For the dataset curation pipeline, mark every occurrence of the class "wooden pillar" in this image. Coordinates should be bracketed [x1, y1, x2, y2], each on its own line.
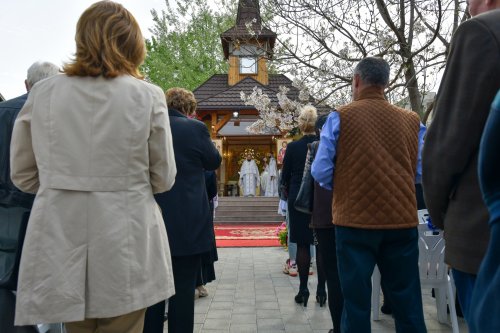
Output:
[211, 113, 217, 138]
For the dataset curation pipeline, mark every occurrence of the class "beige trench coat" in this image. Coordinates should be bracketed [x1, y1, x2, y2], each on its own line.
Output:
[10, 74, 176, 325]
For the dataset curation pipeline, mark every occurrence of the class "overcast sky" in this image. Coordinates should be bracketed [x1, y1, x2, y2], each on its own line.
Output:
[0, 0, 169, 100]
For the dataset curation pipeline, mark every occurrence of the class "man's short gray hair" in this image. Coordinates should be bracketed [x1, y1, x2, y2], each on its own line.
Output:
[353, 57, 390, 87]
[26, 61, 60, 87]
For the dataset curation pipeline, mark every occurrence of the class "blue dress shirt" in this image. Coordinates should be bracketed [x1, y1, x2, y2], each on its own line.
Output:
[311, 111, 426, 190]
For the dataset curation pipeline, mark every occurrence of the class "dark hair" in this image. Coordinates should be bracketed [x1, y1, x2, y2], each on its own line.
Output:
[315, 114, 329, 130]
[315, 113, 329, 136]
[353, 57, 390, 87]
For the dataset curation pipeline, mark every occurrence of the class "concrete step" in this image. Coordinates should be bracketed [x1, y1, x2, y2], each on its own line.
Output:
[216, 210, 281, 217]
[217, 203, 279, 209]
[215, 196, 283, 224]
[215, 221, 283, 226]
[216, 205, 279, 211]
[218, 197, 279, 202]
[215, 215, 284, 222]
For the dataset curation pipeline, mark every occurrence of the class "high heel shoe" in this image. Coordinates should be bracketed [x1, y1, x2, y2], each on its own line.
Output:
[294, 289, 310, 307]
[316, 290, 327, 307]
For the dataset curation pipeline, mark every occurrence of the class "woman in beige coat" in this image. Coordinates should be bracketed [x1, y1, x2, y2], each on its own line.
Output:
[10, 2, 176, 332]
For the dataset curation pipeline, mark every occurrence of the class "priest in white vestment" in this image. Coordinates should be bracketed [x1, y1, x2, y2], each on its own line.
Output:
[260, 157, 269, 196]
[239, 154, 260, 197]
[265, 152, 279, 197]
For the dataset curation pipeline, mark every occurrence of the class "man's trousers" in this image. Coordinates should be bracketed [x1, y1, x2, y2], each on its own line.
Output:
[335, 226, 427, 333]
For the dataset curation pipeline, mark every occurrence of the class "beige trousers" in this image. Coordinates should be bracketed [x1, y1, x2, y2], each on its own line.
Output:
[65, 308, 146, 333]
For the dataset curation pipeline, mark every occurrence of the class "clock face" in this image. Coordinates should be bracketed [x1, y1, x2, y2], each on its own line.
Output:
[240, 57, 257, 74]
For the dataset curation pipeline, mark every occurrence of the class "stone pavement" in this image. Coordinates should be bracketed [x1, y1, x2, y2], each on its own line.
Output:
[166, 247, 469, 333]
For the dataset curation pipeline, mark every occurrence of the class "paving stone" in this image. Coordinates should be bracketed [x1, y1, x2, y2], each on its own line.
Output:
[202, 318, 231, 330]
[229, 323, 258, 332]
[231, 313, 257, 324]
[175, 247, 470, 333]
[257, 318, 285, 330]
[206, 310, 232, 319]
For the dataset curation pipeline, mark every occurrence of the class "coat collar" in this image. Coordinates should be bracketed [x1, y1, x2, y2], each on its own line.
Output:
[354, 86, 386, 102]
[168, 108, 187, 118]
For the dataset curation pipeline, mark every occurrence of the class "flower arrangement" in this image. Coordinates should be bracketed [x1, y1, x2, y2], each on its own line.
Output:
[237, 148, 262, 166]
[275, 221, 288, 249]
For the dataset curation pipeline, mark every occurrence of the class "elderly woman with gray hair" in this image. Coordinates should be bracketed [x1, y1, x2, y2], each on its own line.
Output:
[280, 105, 318, 306]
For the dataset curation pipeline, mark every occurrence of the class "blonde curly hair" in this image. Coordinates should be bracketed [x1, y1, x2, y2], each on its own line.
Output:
[166, 87, 197, 115]
[298, 105, 318, 134]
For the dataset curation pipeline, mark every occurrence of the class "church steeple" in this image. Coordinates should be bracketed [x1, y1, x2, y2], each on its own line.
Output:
[220, 0, 277, 86]
[235, 0, 262, 28]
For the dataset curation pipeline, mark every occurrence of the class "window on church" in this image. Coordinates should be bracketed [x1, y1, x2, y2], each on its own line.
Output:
[240, 57, 257, 74]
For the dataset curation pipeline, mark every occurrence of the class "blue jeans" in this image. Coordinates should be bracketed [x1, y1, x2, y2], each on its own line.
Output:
[336, 226, 426, 333]
[452, 268, 477, 325]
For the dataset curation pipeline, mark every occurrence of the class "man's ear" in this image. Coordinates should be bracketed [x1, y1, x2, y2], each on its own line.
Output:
[25, 79, 30, 92]
[353, 74, 361, 88]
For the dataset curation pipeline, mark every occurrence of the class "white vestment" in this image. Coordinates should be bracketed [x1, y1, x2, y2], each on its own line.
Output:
[239, 159, 260, 197]
[260, 167, 269, 196]
[265, 157, 279, 197]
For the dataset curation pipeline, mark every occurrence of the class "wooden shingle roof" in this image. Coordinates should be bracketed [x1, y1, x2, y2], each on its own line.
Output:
[193, 74, 300, 110]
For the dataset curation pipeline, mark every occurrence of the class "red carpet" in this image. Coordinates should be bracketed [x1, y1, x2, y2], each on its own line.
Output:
[215, 224, 282, 247]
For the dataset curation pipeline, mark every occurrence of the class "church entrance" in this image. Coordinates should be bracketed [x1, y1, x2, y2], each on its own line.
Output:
[218, 135, 278, 196]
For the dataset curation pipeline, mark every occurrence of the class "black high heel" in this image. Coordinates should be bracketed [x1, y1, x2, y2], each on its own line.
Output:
[316, 290, 327, 307]
[294, 289, 310, 307]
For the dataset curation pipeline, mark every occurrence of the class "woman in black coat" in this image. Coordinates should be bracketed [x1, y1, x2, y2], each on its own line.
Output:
[195, 170, 219, 297]
[144, 88, 221, 333]
[281, 106, 318, 306]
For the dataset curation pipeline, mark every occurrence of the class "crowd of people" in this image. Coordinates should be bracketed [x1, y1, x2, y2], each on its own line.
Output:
[0, 1, 499, 333]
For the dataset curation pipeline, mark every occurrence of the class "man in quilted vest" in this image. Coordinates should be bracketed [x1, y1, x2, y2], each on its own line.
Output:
[311, 57, 426, 333]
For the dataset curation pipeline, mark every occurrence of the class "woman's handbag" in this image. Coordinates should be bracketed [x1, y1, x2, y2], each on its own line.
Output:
[294, 141, 319, 214]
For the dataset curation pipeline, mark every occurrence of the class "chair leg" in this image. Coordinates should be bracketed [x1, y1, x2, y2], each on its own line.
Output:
[371, 266, 381, 321]
[447, 279, 460, 333]
[435, 287, 448, 324]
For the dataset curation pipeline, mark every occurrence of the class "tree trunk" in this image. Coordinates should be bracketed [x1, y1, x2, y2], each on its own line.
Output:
[404, 61, 423, 116]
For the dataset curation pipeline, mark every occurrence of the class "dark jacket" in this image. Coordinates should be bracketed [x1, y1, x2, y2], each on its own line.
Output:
[155, 109, 221, 257]
[0, 94, 34, 208]
[0, 94, 33, 290]
[422, 9, 500, 274]
[281, 135, 316, 244]
[470, 90, 500, 333]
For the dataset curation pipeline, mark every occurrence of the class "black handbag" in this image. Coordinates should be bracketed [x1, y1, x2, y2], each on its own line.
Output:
[294, 141, 319, 214]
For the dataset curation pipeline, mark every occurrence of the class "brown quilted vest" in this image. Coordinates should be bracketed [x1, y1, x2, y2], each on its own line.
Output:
[332, 88, 420, 229]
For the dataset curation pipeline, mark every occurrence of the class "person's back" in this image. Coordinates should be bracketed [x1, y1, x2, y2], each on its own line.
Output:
[422, 5, 500, 325]
[0, 94, 31, 208]
[333, 95, 420, 229]
[22, 74, 167, 192]
[10, 3, 177, 331]
[0, 60, 60, 208]
[12, 71, 176, 329]
[147, 87, 220, 333]
[0, 61, 58, 298]
[470, 90, 500, 332]
[155, 109, 221, 256]
[312, 57, 426, 333]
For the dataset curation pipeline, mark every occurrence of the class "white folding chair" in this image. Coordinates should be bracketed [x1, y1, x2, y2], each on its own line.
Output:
[37, 323, 65, 333]
[371, 210, 459, 333]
